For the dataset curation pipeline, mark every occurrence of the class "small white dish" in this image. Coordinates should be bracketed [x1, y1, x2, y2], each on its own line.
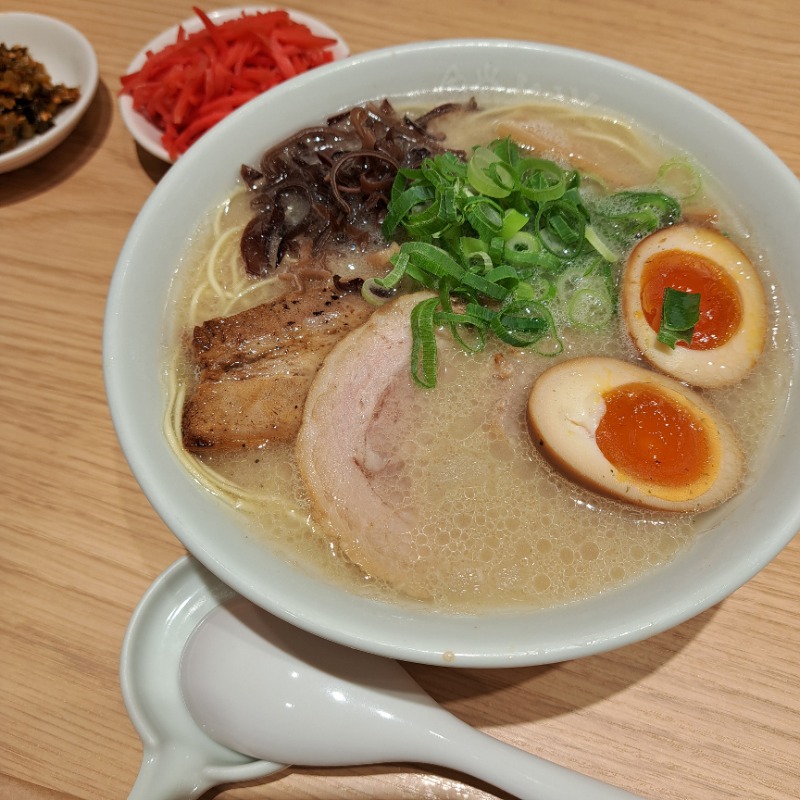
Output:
[118, 6, 350, 164]
[0, 12, 99, 174]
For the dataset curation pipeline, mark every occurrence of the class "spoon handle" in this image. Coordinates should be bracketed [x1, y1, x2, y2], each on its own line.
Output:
[425, 716, 645, 800]
[127, 746, 212, 800]
[127, 745, 285, 800]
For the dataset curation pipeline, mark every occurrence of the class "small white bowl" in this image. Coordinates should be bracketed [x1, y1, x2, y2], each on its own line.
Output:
[118, 6, 350, 163]
[0, 12, 98, 174]
[105, 40, 800, 668]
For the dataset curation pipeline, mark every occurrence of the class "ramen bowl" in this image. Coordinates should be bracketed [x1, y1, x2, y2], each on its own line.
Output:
[104, 40, 800, 667]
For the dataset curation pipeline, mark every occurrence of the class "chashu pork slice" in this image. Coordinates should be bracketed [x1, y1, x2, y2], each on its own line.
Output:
[182, 275, 373, 451]
[295, 291, 435, 593]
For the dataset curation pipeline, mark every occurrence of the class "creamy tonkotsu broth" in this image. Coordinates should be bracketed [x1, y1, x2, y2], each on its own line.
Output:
[165, 98, 793, 611]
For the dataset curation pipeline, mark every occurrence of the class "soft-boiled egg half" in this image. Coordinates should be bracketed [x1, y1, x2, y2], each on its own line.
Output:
[527, 356, 743, 512]
[622, 223, 768, 387]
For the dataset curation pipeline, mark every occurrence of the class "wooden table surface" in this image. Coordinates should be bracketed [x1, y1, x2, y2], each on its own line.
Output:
[2, 1, 799, 798]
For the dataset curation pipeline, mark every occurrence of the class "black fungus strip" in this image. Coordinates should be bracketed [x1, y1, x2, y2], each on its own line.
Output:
[238, 98, 477, 278]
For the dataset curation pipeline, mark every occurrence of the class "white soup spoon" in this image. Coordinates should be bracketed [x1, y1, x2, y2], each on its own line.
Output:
[180, 595, 646, 800]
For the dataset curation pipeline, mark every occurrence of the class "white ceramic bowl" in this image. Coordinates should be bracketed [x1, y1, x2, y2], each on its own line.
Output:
[0, 12, 98, 174]
[105, 40, 800, 667]
[118, 6, 349, 163]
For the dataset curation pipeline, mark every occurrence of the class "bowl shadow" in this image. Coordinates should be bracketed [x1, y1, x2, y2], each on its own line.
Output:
[405, 603, 717, 723]
[133, 143, 171, 184]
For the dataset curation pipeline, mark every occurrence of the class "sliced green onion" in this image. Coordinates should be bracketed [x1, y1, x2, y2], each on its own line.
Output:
[658, 287, 700, 348]
[522, 274, 556, 302]
[487, 235, 505, 264]
[501, 207, 529, 239]
[536, 200, 586, 257]
[404, 199, 450, 238]
[422, 151, 467, 185]
[657, 158, 702, 201]
[376, 249, 411, 289]
[464, 302, 497, 324]
[504, 243, 562, 270]
[495, 300, 555, 346]
[361, 277, 395, 305]
[382, 184, 433, 238]
[484, 264, 519, 284]
[464, 198, 504, 240]
[534, 334, 564, 357]
[491, 136, 521, 167]
[464, 249, 493, 271]
[467, 146, 514, 198]
[584, 224, 618, 262]
[517, 157, 568, 203]
[400, 241, 465, 281]
[460, 270, 510, 301]
[409, 297, 440, 388]
[505, 230, 539, 254]
[434, 308, 487, 353]
[567, 288, 614, 328]
[610, 191, 680, 233]
[436, 185, 462, 225]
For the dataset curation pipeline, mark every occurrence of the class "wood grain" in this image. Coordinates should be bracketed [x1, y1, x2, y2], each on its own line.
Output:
[1, 1, 798, 798]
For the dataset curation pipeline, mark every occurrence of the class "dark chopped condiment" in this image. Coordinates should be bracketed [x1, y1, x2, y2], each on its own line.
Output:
[239, 97, 478, 278]
[0, 44, 81, 153]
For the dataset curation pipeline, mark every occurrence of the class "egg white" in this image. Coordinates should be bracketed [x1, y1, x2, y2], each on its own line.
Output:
[622, 224, 767, 387]
[527, 356, 744, 512]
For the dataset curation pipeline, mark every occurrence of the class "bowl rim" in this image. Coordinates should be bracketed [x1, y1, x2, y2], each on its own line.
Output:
[105, 38, 800, 667]
[117, 5, 351, 163]
[0, 11, 99, 174]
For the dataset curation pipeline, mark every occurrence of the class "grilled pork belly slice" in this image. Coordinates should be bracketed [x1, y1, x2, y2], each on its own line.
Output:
[182, 275, 373, 451]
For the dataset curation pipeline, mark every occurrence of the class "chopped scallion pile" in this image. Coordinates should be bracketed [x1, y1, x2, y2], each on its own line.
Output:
[380, 137, 682, 387]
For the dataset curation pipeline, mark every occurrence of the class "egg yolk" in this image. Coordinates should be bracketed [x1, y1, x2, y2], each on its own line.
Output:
[640, 249, 742, 350]
[595, 382, 714, 488]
